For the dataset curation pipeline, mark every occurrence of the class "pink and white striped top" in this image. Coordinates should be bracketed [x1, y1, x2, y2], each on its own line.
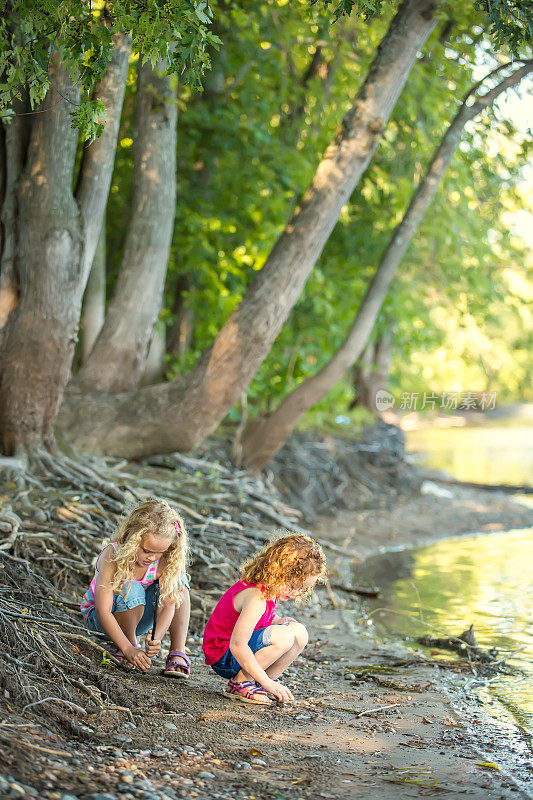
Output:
[80, 542, 160, 619]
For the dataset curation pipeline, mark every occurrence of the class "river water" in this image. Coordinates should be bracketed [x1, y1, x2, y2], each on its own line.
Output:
[357, 413, 533, 742]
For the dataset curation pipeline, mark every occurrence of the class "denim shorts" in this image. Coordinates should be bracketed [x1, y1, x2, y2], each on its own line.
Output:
[210, 626, 273, 680]
[86, 575, 189, 639]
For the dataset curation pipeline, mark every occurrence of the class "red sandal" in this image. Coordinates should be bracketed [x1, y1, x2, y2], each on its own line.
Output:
[225, 678, 271, 705]
[162, 650, 191, 678]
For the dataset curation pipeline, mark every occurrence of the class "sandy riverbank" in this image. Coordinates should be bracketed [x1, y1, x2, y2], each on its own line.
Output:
[2, 480, 531, 800]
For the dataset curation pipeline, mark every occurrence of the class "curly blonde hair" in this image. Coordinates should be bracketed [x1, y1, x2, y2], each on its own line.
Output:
[108, 498, 189, 606]
[241, 532, 327, 601]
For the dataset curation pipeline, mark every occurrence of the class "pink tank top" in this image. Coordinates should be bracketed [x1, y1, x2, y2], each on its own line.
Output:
[80, 542, 160, 619]
[202, 580, 277, 665]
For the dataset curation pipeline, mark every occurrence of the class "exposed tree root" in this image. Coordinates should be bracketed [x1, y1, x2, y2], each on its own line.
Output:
[0, 444, 311, 737]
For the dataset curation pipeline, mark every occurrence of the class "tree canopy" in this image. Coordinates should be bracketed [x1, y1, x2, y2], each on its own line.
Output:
[0, 0, 531, 466]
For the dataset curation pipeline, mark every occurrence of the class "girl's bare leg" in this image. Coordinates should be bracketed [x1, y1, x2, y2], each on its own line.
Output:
[113, 604, 144, 647]
[165, 590, 191, 673]
[235, 622, 308, 683]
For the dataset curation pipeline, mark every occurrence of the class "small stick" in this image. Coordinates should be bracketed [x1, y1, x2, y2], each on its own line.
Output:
[151, 582, 160, 641]
[355, 703, 401, 718]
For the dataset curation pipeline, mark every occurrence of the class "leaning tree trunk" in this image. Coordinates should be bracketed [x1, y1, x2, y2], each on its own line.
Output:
[58, 0, 438, 457]
[73, 59, 177, 393]
[0, 36, 130, 458]
[238, 60, 533, 472]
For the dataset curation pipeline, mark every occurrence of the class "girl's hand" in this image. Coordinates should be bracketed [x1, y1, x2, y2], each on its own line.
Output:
[266, 679, 294, 703]
[145, 637, 162, 657]
[126, 645, 151, 672]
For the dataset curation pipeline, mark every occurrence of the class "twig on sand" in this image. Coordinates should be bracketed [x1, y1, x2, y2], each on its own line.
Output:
[355, 702, 401, 718]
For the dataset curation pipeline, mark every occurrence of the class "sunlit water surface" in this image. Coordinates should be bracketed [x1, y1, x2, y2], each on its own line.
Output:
[358, 415, 533, 739]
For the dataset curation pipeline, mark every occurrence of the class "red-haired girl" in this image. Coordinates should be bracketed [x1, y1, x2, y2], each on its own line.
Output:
[203, 533, 327, 705]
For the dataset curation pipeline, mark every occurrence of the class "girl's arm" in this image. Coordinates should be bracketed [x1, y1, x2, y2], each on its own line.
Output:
[93, 547, 151, 670]
[229, 592, 280, 695]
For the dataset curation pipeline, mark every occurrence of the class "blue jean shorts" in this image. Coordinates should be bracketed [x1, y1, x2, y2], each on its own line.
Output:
[210, 626, 273, 679]
[86, 575, 189, 639]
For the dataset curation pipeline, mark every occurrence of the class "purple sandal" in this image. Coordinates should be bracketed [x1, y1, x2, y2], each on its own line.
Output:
[163, 650, 191, 679]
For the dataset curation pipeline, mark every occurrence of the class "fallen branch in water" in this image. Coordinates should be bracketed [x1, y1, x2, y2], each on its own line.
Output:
[418, 624, 498, 663]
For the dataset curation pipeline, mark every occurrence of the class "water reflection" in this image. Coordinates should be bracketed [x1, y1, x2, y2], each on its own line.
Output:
[358, 529, 533, 735]
[406, 421, 533, 486]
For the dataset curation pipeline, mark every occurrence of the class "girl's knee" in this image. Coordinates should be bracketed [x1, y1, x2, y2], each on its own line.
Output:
[270, 624, 295, 651]
[289, 622, 309, 649]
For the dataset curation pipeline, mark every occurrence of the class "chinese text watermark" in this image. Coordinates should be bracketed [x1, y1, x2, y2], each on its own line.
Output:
[375, 390, 497, 413]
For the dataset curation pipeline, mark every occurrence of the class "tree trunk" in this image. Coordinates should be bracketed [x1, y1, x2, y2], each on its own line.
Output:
[0, 101, 30, 333]
[74, 59, 177, 393]
[0, 55, 81, 455]
[141, 322, 167, 386]
[0, 39, 130, 457]
[166, 274, 194, 357]
[350, 330, 392, 413]
[81, 226, 106, 364]
[75, 33, 131, 291]
[238, 60, 533, 472]
[58, 0, 437, 457]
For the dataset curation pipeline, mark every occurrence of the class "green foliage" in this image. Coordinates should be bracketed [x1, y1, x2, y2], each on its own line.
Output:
[45, 0, 530, 425]
[311, 0, 385, 23]
[474, 0, 533, 53]
[71, 98, 106, 142]
[316, 0, 533, 52]
[0, 0, 220, 139]
[134, 0, 531, 423]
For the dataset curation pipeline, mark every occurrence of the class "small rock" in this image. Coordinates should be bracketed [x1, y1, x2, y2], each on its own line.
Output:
[180, 778, 194, 786]
[164, 722, 177, 731]
[61, 795, 79, 800]
[120, 775, 134, 785]
[235, 762, 252, 771]
[0, 778, 9, 794]
[344, 673, 356, 680]
[135, 779, 154, 790]
[8, 784, 27, 797]
[251, 758, 267, 766]
[195, 742, 206, 750]
[84, 794, 119, 800]
[197, 772, 215, 779]
[115, 735, 132, 744]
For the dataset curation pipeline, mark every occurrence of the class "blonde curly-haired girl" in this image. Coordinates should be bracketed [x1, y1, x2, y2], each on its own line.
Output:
[203, 533, 327, 705]
[81, 498, 192, 676]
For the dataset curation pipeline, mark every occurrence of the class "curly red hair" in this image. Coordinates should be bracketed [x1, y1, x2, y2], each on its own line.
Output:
[241, 532, 327, 600]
